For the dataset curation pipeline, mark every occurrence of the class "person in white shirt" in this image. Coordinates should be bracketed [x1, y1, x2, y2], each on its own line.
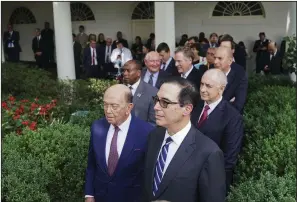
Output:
[84, 84, 154, 202]
[142, 77, 226, 202]
[110, 40, 133, 70]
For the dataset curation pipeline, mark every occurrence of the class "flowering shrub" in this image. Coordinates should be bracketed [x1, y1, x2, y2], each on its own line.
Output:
[1, 95, 58, 135]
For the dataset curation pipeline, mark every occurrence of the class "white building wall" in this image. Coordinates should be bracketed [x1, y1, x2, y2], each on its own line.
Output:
[1, 1, 292, 63]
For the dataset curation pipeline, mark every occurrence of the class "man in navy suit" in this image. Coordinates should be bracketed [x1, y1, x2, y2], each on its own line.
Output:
[191, 68, 244, 193]
[3, 24, 21, 62]
[98, 37, 116, 78]
[214, 47, 248, 114]
[156, 42, 179, 76]
[142, 77, 226, 202]
[84, 84, 154, 202]
[83, 39, 102, 79]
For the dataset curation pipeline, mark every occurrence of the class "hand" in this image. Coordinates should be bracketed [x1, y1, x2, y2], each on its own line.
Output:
[261, 47, 267, 51]
[117, 55, 121, 59]
[264, 65, 269, 71]
[85, 197, 95, 202]
[36, 52, 42, 56]
[230, 97, 235, 102]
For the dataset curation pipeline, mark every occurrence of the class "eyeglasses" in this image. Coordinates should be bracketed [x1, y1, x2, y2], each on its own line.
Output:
[152, 95, 180, 108]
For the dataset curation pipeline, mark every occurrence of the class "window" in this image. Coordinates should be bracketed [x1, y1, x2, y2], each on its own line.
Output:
[70, 2, 95, 21]
[9, 7, 36, 24]
[212, 2, 265, 17]
[132, 2, 154, 20]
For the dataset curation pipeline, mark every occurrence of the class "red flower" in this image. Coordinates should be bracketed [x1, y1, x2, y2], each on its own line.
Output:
[21, 99, 29, 103]
[16, 128, 22, 135]
[13, 115, 20, 120]
[39, 107, 47, 115]
[51, 99, 57, 103]
[22, 120, 29, 126]
[1, 101, 8, 110]
[30, 103, 39, 111]
[29, 122, 37, 130]
[9, 96, 15, 102]
[45, 104, 52, 110]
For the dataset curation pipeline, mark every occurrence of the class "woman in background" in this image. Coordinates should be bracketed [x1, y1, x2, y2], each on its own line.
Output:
[97, 33, 106, 46]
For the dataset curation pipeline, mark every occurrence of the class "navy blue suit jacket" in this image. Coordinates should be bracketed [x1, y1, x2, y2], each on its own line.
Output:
[164, 58, 179, 76]
[85, 115, 154, 202]
[224, 63, 248, 114]
[83, 46, 101, 70]
[191, 99, 244, 192]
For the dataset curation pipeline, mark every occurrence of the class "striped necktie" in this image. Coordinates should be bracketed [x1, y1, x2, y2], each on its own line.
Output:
[153, 137, 173, 196]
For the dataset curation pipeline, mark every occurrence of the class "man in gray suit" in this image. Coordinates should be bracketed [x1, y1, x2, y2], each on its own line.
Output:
[122, 60, 158, 125]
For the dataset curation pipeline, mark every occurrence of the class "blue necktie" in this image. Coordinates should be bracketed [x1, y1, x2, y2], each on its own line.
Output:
[153, 137, 173, 196]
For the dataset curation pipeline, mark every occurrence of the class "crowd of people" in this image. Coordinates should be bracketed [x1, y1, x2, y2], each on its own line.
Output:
[2, 22, 284, 202]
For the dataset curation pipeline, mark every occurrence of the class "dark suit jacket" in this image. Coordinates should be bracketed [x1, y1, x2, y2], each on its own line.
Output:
[191, 99, 244, 192]
[263, 50, 282, 75]
[234, 45, 247, 69]
[73, 41, 82, 77]
[253, 39, 269, 61]
[98, 45, 115, 66]
[224, 63, 248, 114]
[112, 38, 129, 49]
[83, 46, 101, 69]
[185, 67, 202, 90]
[142, 125, 226, 202]
[132, 80, 158, 125]
[85, 115, 154, 202]
[41, 28, 54, 49]
[141, 68, 170, 89]
[32, 36, 45, 55]
[3, 31, 21, 53]
[164, 58, 179, 76]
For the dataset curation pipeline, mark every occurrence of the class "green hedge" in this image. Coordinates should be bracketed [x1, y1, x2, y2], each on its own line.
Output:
[2, 124, 90, 202]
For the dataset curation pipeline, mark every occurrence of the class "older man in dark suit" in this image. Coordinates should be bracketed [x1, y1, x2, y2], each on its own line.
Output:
[191, 68, 244, 193]
[142, 77, 226, 202]
[263, 41, 282, 75]
[32, 28, 46, 68]
[3, 24, 21, 62]
[122, 60, 158, 125]
[98, 37, 116, 78]
[141, 51, 170, 89]
[85, 84, 154, 202]
[214, 47, 248, 114]
[83, 39, 102, 79]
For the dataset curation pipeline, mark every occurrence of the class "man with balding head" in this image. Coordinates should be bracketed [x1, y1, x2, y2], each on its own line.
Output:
[123, 60, 158, 125]
[98, 37, 116, 78]
[84, 84, 154, 202]
[191, 68, 244, 194]
[263, 41, 282, 75]
[214, 46, 248, 114]
[141, 51, 170, 89]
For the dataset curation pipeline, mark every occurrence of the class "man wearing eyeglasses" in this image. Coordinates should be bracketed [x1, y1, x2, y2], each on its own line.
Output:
[191, 68, 244, 194]
[141, 51, 170, 89]
[142, 77, 226, 202]
[84, 84, 154, 202]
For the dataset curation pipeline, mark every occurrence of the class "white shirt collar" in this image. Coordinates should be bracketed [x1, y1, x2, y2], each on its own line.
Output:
[115, 113, 132, 131]
[164, 120, 191, 146]
[204, 96, 222, 111]
[181, 65, 194, 79]
[225, 68, 231, 77]
[128, 79, 141, 95]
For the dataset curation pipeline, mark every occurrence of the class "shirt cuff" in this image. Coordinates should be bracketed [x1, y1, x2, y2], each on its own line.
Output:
[85, 195, 94, 198]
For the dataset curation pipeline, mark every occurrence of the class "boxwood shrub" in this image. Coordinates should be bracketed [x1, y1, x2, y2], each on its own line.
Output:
[2, 123, 90, 202]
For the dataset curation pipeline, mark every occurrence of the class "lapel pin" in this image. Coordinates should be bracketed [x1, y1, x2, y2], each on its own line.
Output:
[137, 93, 141, 97]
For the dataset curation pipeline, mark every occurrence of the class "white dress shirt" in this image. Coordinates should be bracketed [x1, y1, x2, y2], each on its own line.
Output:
[157, 121, 192, 177]
[90, 47, 98, 65]
[110, 47, 133, 65]
[85, 114, 132, 198]
[225, 68, 231, 77]
[144, 70, 159, 87]
[105, 114, 132, 164]
[181, 65, 194, 79]
[128, 79, 141, 96]
[105, 45, 112, 63]
[198, 96, 223, 122]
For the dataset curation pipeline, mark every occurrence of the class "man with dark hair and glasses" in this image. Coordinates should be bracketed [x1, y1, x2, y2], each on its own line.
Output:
[142, 77, 226, 202]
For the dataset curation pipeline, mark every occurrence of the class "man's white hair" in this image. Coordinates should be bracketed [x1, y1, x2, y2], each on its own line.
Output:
[203, 68, 228, 87]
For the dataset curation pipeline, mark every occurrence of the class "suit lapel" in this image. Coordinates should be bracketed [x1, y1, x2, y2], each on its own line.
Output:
[225, 65, 235, 92]
[98, 119, 110, 175]
[155, 126, 196, 198]
[147, 127, 165, 195]
[133, 81, 144, 107]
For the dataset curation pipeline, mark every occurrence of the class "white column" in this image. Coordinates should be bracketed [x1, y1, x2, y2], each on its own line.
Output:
[286, 1, 296, 36]
[2, 41, 5, 63]
[155, 2, 176, 57]
[53, 2, 75, 79]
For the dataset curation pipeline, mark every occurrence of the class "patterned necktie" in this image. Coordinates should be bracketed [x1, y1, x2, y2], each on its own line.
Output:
[107, 126, 120, 176]
[153, 137, 173, 196]
[148, 73, 154, 86]
[197, 105, 210, 127]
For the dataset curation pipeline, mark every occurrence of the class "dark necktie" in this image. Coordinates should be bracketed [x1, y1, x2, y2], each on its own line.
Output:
[162, 63, 166, 70]
[107, 126, 120, 176]
[92, 48, 95, 65]
[153, 137, 173, 195]
[148, 73, 154, 86]
[197, 105, 210, 127]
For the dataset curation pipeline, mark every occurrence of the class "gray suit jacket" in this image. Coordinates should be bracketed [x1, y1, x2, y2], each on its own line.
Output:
[132, 80, 158, 125]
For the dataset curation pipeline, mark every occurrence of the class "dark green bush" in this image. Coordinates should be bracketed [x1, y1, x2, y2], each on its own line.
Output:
[2, 124, 90, 202]
[228, 172, 296, 202]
